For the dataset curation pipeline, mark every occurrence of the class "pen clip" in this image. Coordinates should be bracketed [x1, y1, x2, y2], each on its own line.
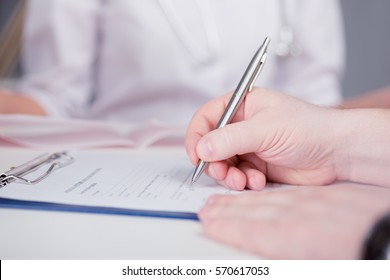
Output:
[0, 152, 74, 188]
[248, 53, 267, 92]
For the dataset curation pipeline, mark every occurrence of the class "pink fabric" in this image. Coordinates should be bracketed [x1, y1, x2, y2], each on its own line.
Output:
[0, 115, 184, 149]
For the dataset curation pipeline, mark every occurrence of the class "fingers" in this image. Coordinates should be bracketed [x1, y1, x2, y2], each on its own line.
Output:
[196, 119, 262, 162]
[236, 154, 268, 190]
[185, 93, 236, 164]
[205, 157, 267, 191]
[185, 91, 265, 191]
[198, 194, 285, 258]
[198, 187, 390, 259]
[201, 214, 270, 256]
[186, 88, 303, 164]
[206, 162, 247, 191]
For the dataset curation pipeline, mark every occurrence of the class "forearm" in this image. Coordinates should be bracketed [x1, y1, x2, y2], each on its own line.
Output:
[336, 108, 390, 187]
[340, 87, 390, 109]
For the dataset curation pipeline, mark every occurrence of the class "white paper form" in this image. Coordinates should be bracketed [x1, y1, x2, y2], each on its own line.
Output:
[0, 151, 236, 215]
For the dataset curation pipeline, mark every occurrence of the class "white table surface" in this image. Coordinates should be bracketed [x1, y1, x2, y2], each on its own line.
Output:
[0, 147, 256, 260]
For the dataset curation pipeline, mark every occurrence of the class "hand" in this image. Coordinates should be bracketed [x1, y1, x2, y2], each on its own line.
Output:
[198, 184, 390, 259]
[0, 89, 46, 115]
[186, 88, 346, 190]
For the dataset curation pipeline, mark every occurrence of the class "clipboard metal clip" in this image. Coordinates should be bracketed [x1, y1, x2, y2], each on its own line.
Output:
[0, 152, 74, 188]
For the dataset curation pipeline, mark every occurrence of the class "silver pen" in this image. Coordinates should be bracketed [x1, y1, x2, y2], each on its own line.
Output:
[191, 37, 270, 184]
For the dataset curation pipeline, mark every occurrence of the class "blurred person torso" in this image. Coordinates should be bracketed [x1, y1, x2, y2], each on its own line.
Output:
[18, 0, 345, 126]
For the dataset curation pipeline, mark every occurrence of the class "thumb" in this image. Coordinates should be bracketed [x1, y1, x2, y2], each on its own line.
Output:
[196, 119, 262, 162]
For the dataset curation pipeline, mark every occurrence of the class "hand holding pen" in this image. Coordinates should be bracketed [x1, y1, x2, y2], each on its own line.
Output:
[190, 37, 270, 184]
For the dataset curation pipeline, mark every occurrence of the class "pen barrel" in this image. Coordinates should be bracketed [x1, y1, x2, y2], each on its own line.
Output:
[191, 37, 269, 184]
[216, 38, 269, 129]
[216, 89, 248, 128]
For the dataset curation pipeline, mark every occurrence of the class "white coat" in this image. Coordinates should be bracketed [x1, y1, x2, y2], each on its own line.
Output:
[17, 0, 345, 126]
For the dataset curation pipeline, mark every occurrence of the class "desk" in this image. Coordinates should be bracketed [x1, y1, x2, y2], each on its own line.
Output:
[0, 147, 255, 259]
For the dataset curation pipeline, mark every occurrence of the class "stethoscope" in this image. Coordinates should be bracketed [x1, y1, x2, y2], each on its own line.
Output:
[158, 0, 301, 64]
[274, 0, 302, 58]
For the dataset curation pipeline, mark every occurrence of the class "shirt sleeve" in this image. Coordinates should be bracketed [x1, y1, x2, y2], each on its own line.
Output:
[275, 0, 345, 106]
[16, 0, 100, 118]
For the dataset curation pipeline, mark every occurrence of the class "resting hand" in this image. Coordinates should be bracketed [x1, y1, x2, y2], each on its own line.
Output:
[0, 89, 46, 115]
[198, 184, 390, 259]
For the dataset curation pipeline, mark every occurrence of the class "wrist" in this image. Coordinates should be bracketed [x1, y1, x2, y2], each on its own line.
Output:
[354, 110, 390, 186]
[332, 109, 390, 186]
[329, 109, 352, 182]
